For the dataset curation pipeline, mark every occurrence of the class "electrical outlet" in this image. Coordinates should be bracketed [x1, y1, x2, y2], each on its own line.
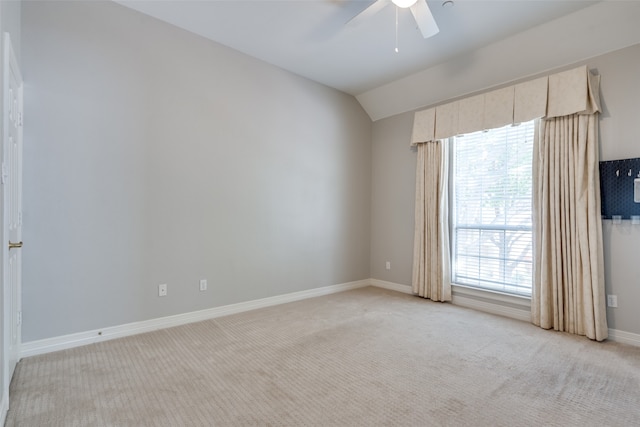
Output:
[199, 279, 207, 291]
[158, 284, 167, 297]
[607, 294, 618, 308]
[385, 261, 391, 270]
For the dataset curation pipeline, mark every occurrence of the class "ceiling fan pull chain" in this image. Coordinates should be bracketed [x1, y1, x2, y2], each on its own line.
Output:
[395, 6, 399, 53]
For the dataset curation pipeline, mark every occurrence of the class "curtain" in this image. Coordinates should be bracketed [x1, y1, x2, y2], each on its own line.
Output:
[410, 65, 606, 339]
[412, 140, 451, 302]
[532, 113, 608, 341]
[411, 66, 596, 145]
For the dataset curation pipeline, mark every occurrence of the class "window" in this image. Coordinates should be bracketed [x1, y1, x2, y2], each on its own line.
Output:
[452, 121, 534, 296]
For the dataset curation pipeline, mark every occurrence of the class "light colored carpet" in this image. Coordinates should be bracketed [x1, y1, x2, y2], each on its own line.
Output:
[6, 287, 640, 426]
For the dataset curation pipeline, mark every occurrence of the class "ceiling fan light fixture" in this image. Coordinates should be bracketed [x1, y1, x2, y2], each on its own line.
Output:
[392, 0, 418, 9]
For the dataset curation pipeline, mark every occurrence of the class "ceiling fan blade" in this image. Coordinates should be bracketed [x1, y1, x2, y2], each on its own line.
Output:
[410, 0, 439, 39]
[346, 0, 389, 27]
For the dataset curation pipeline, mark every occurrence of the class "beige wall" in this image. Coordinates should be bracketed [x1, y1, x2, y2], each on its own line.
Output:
[595, 45, 640, 334]
[370, 43, 640, 336]
[21, 1, 372, 341]
[370, 113, 415, 287]
[20, 0, 640, 343]
[358, 2, 640, 121]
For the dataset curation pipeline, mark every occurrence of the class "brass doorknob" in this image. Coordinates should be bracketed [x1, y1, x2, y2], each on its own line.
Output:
[8, 241, 22, 250]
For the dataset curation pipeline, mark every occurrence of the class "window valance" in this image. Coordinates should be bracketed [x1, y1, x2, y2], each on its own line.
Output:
[411, 65, 601, 145]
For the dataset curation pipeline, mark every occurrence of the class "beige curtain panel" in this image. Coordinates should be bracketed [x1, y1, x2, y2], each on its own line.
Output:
[533, 73, 607, 341]
[410, 66, 608, 341]
[412, 140, 451, 302]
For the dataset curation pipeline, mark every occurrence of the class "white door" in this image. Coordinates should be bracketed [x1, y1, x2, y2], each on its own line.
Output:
[2, 32, 23, 389]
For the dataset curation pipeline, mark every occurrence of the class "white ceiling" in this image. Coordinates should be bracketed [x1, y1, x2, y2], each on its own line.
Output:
[115, 0, 599, 96]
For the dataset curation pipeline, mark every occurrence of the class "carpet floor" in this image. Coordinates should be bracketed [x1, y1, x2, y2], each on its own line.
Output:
[5, 286, 640, 426]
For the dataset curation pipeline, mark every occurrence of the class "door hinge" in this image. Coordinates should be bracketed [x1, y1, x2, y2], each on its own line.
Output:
[19, 112, 23, 127]
[1, 163, 6, 185]
[17, 311, 21, 326]
[19, 211, 23, 226]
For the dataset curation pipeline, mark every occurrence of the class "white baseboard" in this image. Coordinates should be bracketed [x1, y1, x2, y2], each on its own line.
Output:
[452, 294, 532, 322]
[608, 328, 640, 347]
[369, 279, 413, 294]
[369, 279, 532, 322]
[19, 278, 640, 358]
[369, 279, 640, 348]
[20, 279, 370, 358]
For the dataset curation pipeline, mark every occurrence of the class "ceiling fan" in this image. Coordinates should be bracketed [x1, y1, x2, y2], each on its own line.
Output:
[348, 0, 439, 39]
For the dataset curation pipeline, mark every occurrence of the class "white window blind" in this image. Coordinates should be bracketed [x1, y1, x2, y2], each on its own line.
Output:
[452, 121, 534, 296]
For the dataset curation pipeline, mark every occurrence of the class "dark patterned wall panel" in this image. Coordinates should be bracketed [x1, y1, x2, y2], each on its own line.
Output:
[599, 158, 640, 219]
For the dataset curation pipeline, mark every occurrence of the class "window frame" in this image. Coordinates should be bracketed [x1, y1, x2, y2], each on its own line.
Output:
[449, 121, 535, 298]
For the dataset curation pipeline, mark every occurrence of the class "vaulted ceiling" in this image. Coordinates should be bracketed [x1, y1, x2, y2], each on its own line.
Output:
[115, 1, 640, 120]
